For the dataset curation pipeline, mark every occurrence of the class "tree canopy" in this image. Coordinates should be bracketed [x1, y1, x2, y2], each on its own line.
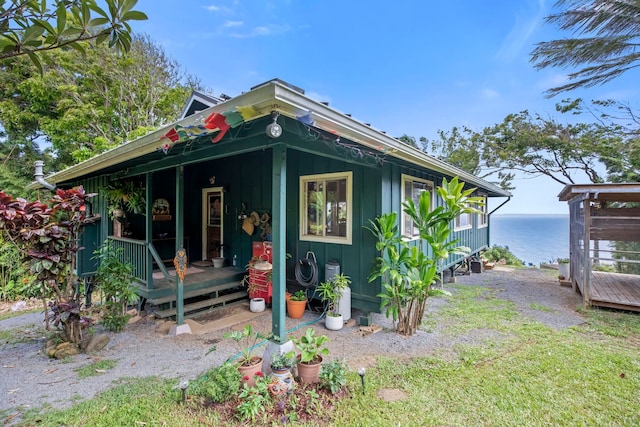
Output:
[531, 0, 640, 96]
[1, 0, 148, 72]
[0, 33, 202, 194]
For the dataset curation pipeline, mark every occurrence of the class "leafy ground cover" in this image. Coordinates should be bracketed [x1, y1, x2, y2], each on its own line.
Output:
[9, 283, 640, 426]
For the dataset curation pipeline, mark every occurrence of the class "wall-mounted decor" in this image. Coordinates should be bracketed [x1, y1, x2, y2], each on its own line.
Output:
[152, 198, 172, 221]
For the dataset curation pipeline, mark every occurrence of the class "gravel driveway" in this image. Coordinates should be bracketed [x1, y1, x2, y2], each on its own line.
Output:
[0, 267, 584, 423]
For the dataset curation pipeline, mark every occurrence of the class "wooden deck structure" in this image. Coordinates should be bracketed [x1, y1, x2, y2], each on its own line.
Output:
[590, 271, 640, 312]
[559, 183, 640, 312]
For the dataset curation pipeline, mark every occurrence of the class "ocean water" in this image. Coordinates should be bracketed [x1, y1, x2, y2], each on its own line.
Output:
[489, 214, 569, 266]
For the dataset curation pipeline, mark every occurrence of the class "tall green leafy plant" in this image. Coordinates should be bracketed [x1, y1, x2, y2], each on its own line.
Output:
[367, 177, 483, 335]
[93, 241, 137, 331]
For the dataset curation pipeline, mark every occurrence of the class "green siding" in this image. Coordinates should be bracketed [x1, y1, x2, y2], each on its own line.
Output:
[71, 119, 490, 315]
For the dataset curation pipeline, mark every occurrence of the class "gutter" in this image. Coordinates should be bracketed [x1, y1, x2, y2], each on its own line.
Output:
[34, 161, 56, 191]
[489, 196, 511, 215]
[29, 80, 513, 197]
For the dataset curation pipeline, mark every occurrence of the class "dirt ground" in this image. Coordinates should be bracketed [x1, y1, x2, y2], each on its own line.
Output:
[0, 266, 585, 422]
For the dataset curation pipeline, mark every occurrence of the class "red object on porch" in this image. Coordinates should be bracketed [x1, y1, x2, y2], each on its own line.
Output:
[249, 241, 273, 304]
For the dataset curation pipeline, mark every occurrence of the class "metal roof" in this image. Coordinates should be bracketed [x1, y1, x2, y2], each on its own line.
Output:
[33, 79, 512, 197]
[558, 183, 640, 203]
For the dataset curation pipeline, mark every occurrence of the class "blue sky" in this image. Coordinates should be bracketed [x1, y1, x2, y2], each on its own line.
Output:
[135, 0, 637, 214]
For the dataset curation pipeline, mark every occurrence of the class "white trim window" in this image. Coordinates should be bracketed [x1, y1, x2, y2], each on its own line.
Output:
[477, 197, 488, 228]
[454, 212, 473, 231]
[300, 171, 352, 244]
[401, 174, 434, 239]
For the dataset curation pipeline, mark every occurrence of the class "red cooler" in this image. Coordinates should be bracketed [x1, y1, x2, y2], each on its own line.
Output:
[248, 242, 273, 304]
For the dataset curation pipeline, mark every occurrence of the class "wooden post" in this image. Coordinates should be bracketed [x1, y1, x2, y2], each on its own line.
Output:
[145, 172, 154, 289]
[583, 199, 592, 308]
[175, 166, 185, 325]
[271, 144, 287, 341]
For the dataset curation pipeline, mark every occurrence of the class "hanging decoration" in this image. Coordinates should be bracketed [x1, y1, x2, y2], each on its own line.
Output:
[159, 105, 260, 153]
[158, 103, 388, 165]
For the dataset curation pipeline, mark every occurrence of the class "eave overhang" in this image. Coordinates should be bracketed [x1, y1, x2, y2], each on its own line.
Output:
[31, 80, 511, 198]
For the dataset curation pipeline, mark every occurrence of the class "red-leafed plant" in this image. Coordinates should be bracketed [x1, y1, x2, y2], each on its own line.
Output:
[0, 187, 95, 343]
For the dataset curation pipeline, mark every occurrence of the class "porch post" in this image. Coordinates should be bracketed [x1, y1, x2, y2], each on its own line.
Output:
[175, 166, 185, 325]
[271, 145, 287, 341]
[145, 173, 154, 289]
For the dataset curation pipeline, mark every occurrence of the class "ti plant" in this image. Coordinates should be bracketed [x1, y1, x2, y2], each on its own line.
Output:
[0, 187, 96, 343]
[367, 177, 483, 335]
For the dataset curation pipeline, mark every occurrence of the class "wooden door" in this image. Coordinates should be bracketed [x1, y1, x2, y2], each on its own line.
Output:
[202, 187, 224, 261]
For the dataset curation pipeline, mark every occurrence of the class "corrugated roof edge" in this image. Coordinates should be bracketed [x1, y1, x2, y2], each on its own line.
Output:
[29, 79, 511, 197]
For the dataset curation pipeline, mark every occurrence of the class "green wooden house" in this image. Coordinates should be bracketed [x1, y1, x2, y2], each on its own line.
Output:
[32, 79, 510, 338]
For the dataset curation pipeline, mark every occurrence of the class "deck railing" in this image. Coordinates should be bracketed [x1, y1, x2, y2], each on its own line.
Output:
[107, 236, 172, 288]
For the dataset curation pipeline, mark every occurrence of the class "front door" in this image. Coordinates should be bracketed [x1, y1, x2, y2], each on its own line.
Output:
[202, 187, 224, 261]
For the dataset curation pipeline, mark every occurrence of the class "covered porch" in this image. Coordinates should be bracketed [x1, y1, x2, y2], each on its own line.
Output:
[559, 183, 640, 313]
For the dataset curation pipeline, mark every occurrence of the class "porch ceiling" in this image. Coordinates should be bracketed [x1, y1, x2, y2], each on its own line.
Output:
[32, 79, 511, 198]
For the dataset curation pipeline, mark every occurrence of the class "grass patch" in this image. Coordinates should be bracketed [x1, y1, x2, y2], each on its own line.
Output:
[427, 285, 521, 335]
[529, 302, 554, 313]
[17, 377, 206, 427]
[12, 282, 640, 426]
[0, 324, 44, 345]
[75, 360, 118, 379]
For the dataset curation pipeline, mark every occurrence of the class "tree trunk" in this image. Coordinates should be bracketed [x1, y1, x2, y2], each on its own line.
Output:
[64, 316, 82, 344]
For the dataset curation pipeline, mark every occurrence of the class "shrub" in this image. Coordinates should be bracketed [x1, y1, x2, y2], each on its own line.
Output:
[93, 241, 137, 332]
[190, 362, 241, 403]
[319, 359, 347, 394]
[483, 245, 523, 266]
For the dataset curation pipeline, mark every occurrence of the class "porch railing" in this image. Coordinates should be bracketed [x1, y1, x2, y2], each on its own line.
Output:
[107, 236, 173, 288]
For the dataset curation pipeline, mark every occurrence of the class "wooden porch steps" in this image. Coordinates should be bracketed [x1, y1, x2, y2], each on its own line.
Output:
[153, 289, 248, 319]
[149, 281, 240, 306]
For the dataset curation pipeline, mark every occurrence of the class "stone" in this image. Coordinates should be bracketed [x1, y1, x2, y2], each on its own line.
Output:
[85, 334, 110, 354]
[127, 315, 143, 324]
[169, 323, 192, 336]
[54, 342, 81, 359]
[79, 335, 92, 351]
[377, 388, 408, 402]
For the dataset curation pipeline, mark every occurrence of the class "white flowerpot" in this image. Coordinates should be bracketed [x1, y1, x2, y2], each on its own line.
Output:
[325, 313, 344, 330]
[558, 263, 570, 279]
[250, 298, 266, 312]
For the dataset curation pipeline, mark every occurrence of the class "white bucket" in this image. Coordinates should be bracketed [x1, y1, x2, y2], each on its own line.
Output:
[250, 298, 266, 312]
[212, 257, 225, 268]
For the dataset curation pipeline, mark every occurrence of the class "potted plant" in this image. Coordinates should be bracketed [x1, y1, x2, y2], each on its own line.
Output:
[318, 273, 351, 330]
[223, 324, 267, 387]
[292, 327, 329, 384]
[267, 350, 296, 397]
[557, 257, 570, 280]
[103, 180, 146, 219]
[286, 290, 307, 319]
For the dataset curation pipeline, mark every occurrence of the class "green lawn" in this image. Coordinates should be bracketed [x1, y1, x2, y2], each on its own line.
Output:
[10, 285, 640, 426]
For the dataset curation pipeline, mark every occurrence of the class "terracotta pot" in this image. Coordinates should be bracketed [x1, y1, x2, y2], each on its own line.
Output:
[296, 355, 323, 384]
[286, 298, 306, 319]
[238, 357, 263, 387]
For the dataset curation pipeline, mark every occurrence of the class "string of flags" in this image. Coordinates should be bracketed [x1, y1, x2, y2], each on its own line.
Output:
[158, 103, 384, 165]
[159, 105, 260, 154]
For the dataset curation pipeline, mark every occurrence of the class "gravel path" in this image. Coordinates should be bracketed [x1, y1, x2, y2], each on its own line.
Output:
[0, 267, 584, 423]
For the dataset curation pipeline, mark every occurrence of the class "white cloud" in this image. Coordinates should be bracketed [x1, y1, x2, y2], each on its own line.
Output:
[496, 0, 547, 61]
[227, 24, 291, 38]
[204, 4, 232, 13]
[222, 20, 243, 28]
